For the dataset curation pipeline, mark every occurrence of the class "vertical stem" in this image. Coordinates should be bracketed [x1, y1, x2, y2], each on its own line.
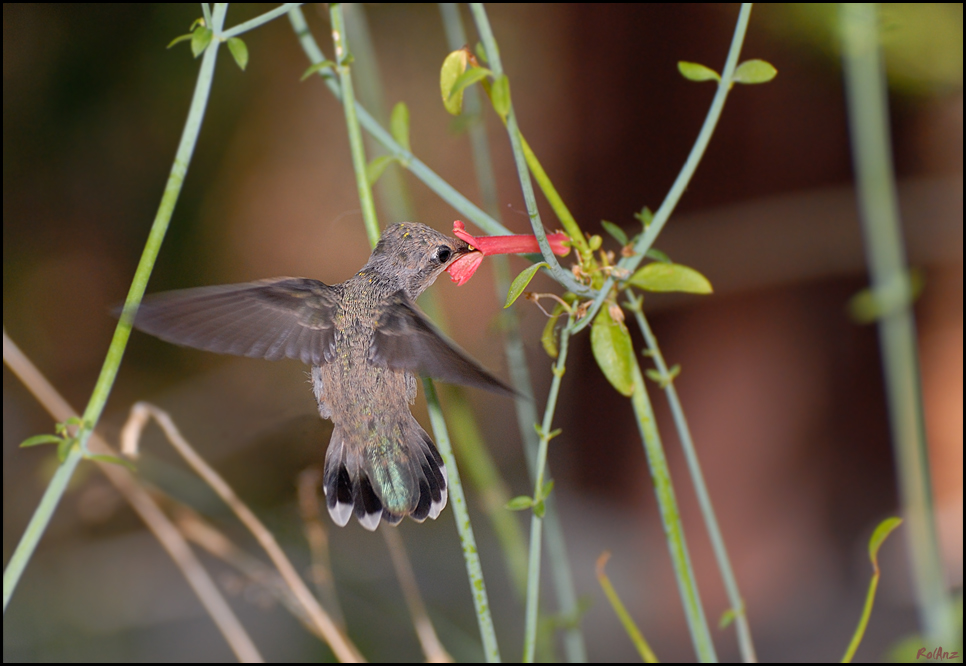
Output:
[2, 2, 229, 612]
[573, 3, 753, 334]
[289, 6, 512, 237]
[628, 356, 717, 662]
[839, 2, 954, 644]
[523, 321, 573, 662]
[439, 4, 587, 660]
[423, 378, 501, 662]
[329, 3, 381, 247]
[469, 3, 590, 298]
[628, 295, 756, 662]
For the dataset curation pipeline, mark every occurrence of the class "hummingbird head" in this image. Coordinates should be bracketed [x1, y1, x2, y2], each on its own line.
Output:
[365, 223, 472, 298]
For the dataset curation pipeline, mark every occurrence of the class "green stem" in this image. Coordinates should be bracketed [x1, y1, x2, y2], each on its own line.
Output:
[627, 294, 755, 662]
[628, 354, 716, 661]
[343, 3, 415, 221]
[2, 3, 229, 613]
[221, 2, 303, 39]
[439, 5, 587, 660]
[522, 320, 572, 662]
[518, 135, 591, 260]
[287, 6, 510, 238]
[839, 3, 954, 645]
[344, 2, 529, 608]
[469, 3, 593, 299]
[423, 378, 501, 663]
[329, 3, 380, 247]
[573, 3, 753, 334]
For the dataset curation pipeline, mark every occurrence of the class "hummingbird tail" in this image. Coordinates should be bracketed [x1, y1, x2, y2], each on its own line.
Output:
[322, 421, 448, 531]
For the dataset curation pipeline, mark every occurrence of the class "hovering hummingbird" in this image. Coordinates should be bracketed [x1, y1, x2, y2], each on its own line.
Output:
[131, 222, 513, 531]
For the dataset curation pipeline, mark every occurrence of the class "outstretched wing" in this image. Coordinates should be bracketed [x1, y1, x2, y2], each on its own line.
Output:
[369, 291, 514, 396]
[130, 278, 341, 366]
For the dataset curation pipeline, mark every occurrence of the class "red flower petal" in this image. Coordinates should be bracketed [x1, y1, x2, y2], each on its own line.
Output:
[453, 220, 570, 257]
[446, 251, 485, 286]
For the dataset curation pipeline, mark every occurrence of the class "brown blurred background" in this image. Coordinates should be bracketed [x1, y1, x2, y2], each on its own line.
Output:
[3, 4, 962, 662]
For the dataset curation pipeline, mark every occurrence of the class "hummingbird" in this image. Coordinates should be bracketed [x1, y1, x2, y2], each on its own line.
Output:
[130, 222, 512, 531]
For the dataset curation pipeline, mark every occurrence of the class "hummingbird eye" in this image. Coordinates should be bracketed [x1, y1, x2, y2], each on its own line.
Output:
[434, 246, 453, 264]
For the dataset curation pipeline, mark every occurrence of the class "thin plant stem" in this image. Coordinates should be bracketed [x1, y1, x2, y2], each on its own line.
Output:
[596, 552, 659, 663]
[839, 3, 955, 645]
[343, 3, 416, 222]
[469, 4, 592, 299]
[296, 468, 346, 629]
[423, 378, 501, 663]
[523, 319, 573, 662]
[573, 3, 753, 334]
[382, 527, 453, 663]
[628, 357, 717, 661]
[439, 5, 587, 660]
[2, 3, 230, 613]
[221, 3, 304, 39]
[626, 294, 757, 662]
[344, 2, 529, 611]
[3, 331, 263, 662]
[174, 506, 328, 640]
[120, 403, 364, 663]
[330, 3, 380, 247]
[288, 6, 510, 238]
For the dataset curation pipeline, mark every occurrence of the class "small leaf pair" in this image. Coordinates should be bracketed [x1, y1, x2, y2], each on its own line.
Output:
[168, 18, 248, 71]
[678, 58, 777, 84]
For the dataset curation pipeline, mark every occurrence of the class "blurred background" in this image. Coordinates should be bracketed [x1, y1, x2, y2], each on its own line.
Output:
[3, 3, 961, 662]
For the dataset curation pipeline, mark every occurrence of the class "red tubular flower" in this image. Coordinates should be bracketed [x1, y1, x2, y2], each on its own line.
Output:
[447, 220, 570, 286]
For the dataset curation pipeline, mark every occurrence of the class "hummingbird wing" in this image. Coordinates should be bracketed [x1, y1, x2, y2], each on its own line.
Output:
[368, 291, 515, 396]
[130, 278, 340, 365]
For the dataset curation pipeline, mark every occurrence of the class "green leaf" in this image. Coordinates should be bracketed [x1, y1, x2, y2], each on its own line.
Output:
[506, 495, 534, 511]
[390, 102, 411, 153]
[634, 206, 654, 228]
[226, 37, 248, 71]
[533, 499, 546, 519]
[167, 33, 193, 49]
[646, 364, 681, 388]
[541, 479, 555, 500]
[449, 67, 492, 102]
[440, 49, 470, 115]
[591, 306, 635, 396]
[645, 248, 671, 263]
[628, 262, 713, 294]
[365, 155, 396, 185]
[678, 61, 720, 82]
[490, 74, 511, 118]
[868, 517, 902, 566]
[848, 270, 923, 323]
[475, 42, 488, 64]
[601, 221, 628, 246]
[733, 59, 777, 84]
[505, 262, 547, 308]
[85, 454, 137, 472]
[718, 609, 736, 629]
[301, 60, 336, 81]
[57, 437, 75, 463]
[541, 303, 565, 358]
[190, 26, 213, 58]
[20, 434, 63, 448]
[588, 234, 603, 251]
